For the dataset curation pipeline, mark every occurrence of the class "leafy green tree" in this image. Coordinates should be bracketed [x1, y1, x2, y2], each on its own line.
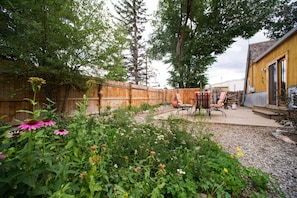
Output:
[0, 0, 127, 110]
[113, 0, 151, 85]
[263, 0, 297, 39]
[150, 0, 279, 88]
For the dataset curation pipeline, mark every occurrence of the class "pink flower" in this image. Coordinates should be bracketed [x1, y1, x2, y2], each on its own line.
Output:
[18, 120, 43, 131]
[6, 130, 24, 138]
[42, 119, 56, 127]
[0, 152, 5, 159]
[54, 129, 68, 136]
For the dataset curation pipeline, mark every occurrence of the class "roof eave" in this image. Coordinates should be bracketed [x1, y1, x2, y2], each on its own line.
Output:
[254, 27, 297, 63]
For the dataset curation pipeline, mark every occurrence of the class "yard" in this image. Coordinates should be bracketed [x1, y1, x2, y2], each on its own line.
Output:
[0, 78, 296, 197]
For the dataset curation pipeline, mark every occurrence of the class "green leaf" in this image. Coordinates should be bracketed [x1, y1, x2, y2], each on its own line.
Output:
[65, 139, 75, 149]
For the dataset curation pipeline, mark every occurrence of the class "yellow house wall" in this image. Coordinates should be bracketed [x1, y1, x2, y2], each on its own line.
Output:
[252, 33, 297, 93]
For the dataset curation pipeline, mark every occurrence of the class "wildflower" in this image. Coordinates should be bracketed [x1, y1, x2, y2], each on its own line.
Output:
[237, 151, 244, 158]
[42, 119, 56, 127]
[86, 79, 96, 90]
[6, 130, 23, 138]
[28, 77, 46, 92]
[54, 129, 69, 136]
[124, 156, 129, 162]
[91, 145, 98, 151]
[236, 147, 241, 152]
[18, 119, 43, 131]
[158, 163, 166, 170]
[90, 156, 101, 165]
[79, 171, 87, 179]
[223, 168, 228, 173]
[135, 166, 141, 173]
[150, 151, 156, 156]
[157, 135, 164, 141]
[177, 169, 186, 175]
[114, 164, 118, 168]
[101, 144, 107, 148]
[0, 152, 5, 159]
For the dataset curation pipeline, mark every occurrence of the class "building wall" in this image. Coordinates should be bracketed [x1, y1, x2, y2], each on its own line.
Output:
[252, 33, 297, 92]
[245, 32, 297, 108]
[211, 79, 244, 91]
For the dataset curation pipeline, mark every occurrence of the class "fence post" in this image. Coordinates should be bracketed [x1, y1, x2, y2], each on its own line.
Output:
[129, 83, 132, 106]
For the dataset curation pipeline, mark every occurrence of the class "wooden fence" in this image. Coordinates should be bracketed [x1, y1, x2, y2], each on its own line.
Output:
[0, 78, 201, 123]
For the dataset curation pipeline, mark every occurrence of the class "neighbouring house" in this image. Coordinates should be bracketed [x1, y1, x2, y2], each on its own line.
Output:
[211, 78, 244, 92]
[243, 27, 297, 110]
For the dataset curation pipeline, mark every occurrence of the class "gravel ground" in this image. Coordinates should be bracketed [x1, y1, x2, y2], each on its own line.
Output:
[207, 124, 297, 198]
[134, 106, 297, 198]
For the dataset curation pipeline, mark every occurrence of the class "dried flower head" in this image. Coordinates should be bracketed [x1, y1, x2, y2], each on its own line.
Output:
[135, 166, 141, 173]
[91, 145, 98, 151]
[28, 77, 46, 92]
[158, 163, 166, 170]
[79, 171, 87, 179]
[150, 151, 156, 156]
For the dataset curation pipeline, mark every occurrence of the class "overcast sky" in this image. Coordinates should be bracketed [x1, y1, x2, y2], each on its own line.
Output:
[108, 0, 270, 87]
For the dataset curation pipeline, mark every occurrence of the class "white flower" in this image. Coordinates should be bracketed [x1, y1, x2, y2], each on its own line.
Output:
[177, 169, 186, 175]
[157, 135, 164, 141]
[114, 164, 118, 168]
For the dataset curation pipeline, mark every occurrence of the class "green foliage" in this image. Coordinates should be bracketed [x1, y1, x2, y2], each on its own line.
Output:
[0, 82, 283, 197]
[0, 0, 127, 100]
[263, 0, 297, 39]
[150, 0, 279, 88]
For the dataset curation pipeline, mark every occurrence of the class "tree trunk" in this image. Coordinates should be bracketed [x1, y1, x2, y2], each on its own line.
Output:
[176, 0, 192, 88]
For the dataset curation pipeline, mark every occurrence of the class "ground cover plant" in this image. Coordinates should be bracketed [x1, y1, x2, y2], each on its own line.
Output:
[0, 78, 283, 197]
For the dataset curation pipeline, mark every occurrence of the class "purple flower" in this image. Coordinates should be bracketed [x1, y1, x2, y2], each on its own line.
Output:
[6, 130, 24, 138]
[54, 129, 68, 136]
[0, 152, 5, 159]
[18, 119, 43, 131]
[42, 119, 56, 127]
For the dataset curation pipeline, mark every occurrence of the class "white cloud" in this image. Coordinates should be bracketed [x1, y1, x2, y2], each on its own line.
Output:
[108, 1, 269, 88]
[207, 31, 268, 85]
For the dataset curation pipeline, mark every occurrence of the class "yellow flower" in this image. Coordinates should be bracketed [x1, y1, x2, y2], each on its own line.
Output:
[223, 168, 228, 173]
[237, 151, 244, 158]
[236, 147, 241, 152]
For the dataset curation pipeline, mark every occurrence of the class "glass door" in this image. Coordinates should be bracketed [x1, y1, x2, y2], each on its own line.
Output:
[268, 62, 277, 105]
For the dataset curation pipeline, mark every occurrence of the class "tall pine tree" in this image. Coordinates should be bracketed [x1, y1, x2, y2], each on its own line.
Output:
[113, 0, 149, 85]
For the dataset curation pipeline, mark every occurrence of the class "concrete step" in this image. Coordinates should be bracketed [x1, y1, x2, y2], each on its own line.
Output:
[252, 106, 285, 120]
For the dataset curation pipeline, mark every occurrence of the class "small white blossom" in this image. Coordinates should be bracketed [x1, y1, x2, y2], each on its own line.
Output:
[177, 169, 186, 175]
[114, 164, 118, 168]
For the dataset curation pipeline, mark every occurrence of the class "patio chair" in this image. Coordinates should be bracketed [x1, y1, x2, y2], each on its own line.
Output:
[209, 91, 227, 116]
[175, 93, 193, 114]
[194, 90, 211, 116]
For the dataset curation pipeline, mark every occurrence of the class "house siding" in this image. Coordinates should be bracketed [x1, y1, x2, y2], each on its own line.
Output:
[244, 92, 267, 108]
[244, 28, 297, 108]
